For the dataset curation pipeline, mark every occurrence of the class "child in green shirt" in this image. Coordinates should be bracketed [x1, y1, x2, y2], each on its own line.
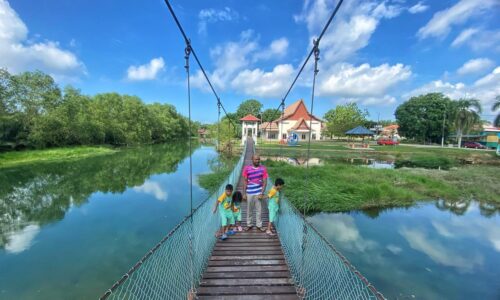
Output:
[266, 178, 285, 236]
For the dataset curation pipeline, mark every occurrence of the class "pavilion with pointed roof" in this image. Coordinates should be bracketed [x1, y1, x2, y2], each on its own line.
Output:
[260, 99, 323, 142]
[240, 114, 260, 145]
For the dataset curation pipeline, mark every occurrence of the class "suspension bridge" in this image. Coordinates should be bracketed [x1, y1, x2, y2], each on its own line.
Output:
[100, 0, 385, 298]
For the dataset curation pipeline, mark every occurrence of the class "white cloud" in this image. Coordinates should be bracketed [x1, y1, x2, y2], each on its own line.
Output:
[5, 224, 40, 254]
[126, 57, 165, 81]
[295, 0, 404, 63]
[198, 7, 239, 35]
[452, 28, 500, 52]
[400, 227, 483, 273]
[404, 66, 500, 114]
[253, 37, 289, 61]
[231, 64, 295, 97]
[318, 63, 411, 98]
[191, 31, 293, 97]
[417, 0, 498, 39]
[408, 2, 429, 14]
[311, 213, 377, 252]
[0, 0, 84, 77]
[451, 28, 479, 47]
[457, 58, 495, 75]
[386, 244, 403, 254]
[133, 181, 168, 201]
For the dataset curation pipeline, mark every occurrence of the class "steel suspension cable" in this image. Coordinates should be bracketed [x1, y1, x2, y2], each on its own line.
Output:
[268, 0, 344, 156]
[183, 40, 195, 297]
[163, 0, 237, 131]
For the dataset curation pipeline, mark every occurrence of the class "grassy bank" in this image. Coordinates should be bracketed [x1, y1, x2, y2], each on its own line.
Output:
[198, 156, 238, 193]
[258, 141, 499, 166]
[265, 161, 500, 212]
[0, 146, 117, 168]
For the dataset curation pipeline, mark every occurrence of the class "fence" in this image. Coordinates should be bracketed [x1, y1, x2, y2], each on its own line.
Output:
[100, 142, 246, 300]
[275, 193, 385, 299]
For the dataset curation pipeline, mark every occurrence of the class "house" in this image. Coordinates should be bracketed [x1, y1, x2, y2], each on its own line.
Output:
[481, 124, 500, 149]
[260, 99, 323, 142]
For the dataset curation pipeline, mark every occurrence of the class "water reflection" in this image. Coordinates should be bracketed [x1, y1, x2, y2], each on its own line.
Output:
[261, 156, 323, 166]
[0, 142, 192, 251]
[308, 200, 500, 300]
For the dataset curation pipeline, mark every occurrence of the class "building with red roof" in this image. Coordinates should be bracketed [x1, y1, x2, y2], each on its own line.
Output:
[259, 99, 322, 142]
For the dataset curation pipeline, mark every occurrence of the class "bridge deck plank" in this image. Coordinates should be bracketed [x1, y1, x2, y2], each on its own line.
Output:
[198, 138, 298, 299]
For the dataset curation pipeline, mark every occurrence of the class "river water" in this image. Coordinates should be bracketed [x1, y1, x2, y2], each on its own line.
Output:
[0, 143, 218, 299]
[308, 200, 500, 299]
[2, 145, 499, 299]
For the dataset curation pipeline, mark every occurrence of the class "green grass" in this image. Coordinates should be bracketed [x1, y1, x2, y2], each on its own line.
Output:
[198, 156, 238, 193]
[265, 160, 500, 213]
[257, 142, 499, 166]
[0, 146, 117, 168]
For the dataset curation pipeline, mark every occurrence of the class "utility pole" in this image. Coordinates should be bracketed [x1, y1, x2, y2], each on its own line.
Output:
[441, 110, 446, 147]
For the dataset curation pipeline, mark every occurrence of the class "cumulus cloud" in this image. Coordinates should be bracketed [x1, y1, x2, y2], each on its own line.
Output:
[133, 181, 168, 201]
[231, 64, 295, 97]
[399, 227, 483, 273]
[252, 37, 289, 61]
[318, 63, 411, 98]
[126, 57, 165, 81]
[5, 224, 40, 254]
[404, 66, 500, 114]
[0, 0, 84, 77]
[457, 58, 495, 75]
[198, 7, 239, 35]
[295, 0, 404, 63]
[417, 0, 498, 39]
[408, 2, 429, 14]
[191, 31, 294, 97]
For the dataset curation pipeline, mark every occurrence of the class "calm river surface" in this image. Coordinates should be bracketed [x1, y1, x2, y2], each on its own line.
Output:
[0, 143, 219, 299]
[308, 201, 500, 299]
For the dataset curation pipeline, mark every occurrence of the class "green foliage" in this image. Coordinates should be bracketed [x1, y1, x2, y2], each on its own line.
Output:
[198, 155, 238, 193]
[265, 161, 499, 213]
[236, 99, 263, 119]
[261, 108, 281, 122]
[323, 103, 368, 137]
[395, 93, 454, 143]
[492, 95, 500, 127]
[452, 98, 482, 147]
[0, 69, 191, 149]
[209, 118, 238, 153]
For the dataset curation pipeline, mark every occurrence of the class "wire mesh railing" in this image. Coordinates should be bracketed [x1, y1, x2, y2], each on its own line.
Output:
[275, 192, 385, 299]
[100, 142, 247, 300]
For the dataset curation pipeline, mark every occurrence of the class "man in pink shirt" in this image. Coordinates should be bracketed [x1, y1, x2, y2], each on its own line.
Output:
[242, 154, 268, 231]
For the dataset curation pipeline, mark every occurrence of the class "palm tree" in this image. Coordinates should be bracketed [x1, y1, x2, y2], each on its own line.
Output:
[454, 98, 482, 148]
[493, 95, 500, 127]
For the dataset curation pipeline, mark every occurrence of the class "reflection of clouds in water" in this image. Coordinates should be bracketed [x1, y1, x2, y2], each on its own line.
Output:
[312, 214, 377, 252]
[432, 205, 500, 252]
[386, 244, 402, 254]
[399, 227, 483, 273]
[5, 225, 40, 254]
[133, 181, 168, 201]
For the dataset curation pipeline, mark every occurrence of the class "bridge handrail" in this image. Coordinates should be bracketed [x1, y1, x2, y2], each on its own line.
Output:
[275, 190, 385, 299]
[100, 141, 247, 300]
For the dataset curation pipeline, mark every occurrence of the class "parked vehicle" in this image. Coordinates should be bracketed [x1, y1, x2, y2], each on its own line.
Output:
[377, 138, 399, 145]
[462, 142, 486, 149]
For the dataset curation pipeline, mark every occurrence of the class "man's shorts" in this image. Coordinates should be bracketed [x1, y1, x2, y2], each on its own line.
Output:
[220, 209, 235, 226]
[268, 201, 279, 223]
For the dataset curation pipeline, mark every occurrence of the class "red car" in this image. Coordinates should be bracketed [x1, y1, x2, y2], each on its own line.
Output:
[462, 142, 486, 149]
[377, 138, 399, 145]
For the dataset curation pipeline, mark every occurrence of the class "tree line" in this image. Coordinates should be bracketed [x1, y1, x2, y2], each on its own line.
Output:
[0, 69, 196, 149]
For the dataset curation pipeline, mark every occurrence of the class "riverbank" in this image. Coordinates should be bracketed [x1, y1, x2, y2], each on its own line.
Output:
[0, 146, 117, 168]
[264, 161, 500, 212]
[257, 141, 499, 166]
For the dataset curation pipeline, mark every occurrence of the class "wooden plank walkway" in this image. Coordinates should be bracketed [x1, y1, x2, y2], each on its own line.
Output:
[197, 138, 298, 300]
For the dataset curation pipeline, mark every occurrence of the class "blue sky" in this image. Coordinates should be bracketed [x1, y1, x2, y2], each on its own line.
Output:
[1, 0, 499, 123]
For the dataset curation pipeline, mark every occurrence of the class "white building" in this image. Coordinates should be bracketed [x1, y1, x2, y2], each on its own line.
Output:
[260, 99, 323, 142]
